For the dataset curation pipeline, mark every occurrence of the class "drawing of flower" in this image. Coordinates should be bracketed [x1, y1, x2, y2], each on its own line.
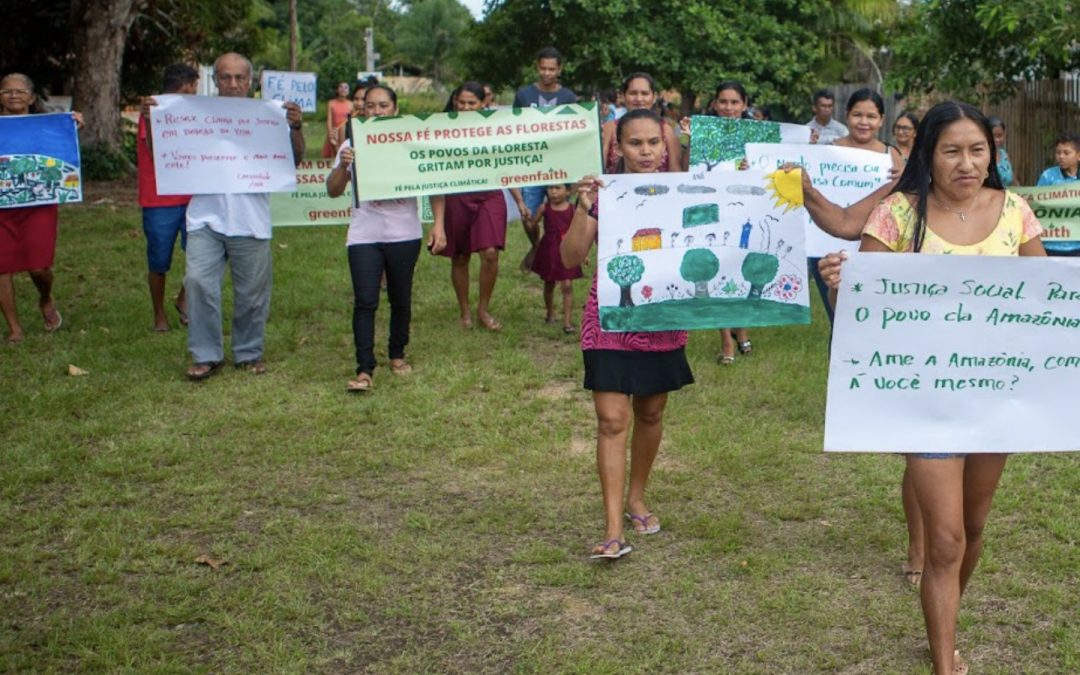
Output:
[642, 285, 653, 300]
[773, 274, 802, 301]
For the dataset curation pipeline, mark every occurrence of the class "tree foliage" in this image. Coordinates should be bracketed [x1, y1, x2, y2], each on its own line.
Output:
[680, 249, 719, 298]
[464, 0, 833, 117]
[607, 255, 645, 306]
[741, 252, 779, 299]
[888, 0, 1080, 102]
[395, 0, 474, 84]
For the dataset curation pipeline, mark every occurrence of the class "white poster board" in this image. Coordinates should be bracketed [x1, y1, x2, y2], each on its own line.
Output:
[745, 143, 892, 257]
[825, 252, 1080, 453]
[260, 71, 318, 112]
[149, 95, 297, 195]
[595, 170, 810, 332]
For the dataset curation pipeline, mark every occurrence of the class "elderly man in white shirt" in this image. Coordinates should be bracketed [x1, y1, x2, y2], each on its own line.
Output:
[184, 52, 305, 380]
[806, 89, 848, 146]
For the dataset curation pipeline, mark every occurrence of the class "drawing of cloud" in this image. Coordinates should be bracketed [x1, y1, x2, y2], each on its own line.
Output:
[726, 185, 766, 195]
[634, 184, 669, 196]
[677, 184, 717, 194]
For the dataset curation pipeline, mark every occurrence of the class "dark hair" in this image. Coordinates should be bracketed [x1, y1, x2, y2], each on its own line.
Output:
[714, 80, 747, 104]
[987, 116, 1005, 131]
[1, 73, 46, 113]
[893, 111, 919, 129]
[364, 84, 397, 107]
[846, 88, 885, 115]
[536, 46, 562, 64]
[1054, 132, 1080, 151]
[621, 72, 657, 95]
[458, 81, 486, 102]
[813, 89, 835, 105]
[443, 86, 461, 112]
[162, 64, 199, 93]
[892, 101, 1002, 252]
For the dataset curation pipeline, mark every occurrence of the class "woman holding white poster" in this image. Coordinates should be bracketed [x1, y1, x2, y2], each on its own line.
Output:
[560, 109, 694, 560]
[818, 101, 1046, 675]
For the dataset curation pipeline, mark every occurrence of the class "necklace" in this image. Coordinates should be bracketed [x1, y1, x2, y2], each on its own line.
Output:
[933, 190, 980, 222]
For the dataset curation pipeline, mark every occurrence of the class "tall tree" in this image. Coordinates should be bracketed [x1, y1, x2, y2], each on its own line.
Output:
[463, 0, 831, 117]
[395, 0, 474, 83]
[888, 0, 1080, 102]
[70, 0, 143, 152]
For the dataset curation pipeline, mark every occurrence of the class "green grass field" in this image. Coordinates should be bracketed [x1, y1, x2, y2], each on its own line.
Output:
[2, 165, 1079, 672]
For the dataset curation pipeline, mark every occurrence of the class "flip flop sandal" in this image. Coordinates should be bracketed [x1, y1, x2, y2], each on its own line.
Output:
[589, 539, 633, 560]
[346, 374, 373, 392]
[390, 361, 412, 376]
[717, 353, 735, 365]
[478, 315, 502, 332]
[235, 360, 267, 375]
[737, 340, 753, 355]
[563, 325, 576, 334]
[42, 306, 62, 333]
[625, 512, 661, 535]
[186, 361, 223, 381]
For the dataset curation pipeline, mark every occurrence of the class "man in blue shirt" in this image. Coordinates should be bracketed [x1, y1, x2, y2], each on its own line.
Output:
[1036, 132, 1080, 255]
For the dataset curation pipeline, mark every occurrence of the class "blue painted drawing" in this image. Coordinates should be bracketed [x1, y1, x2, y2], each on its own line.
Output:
[0, 113, 82, 208]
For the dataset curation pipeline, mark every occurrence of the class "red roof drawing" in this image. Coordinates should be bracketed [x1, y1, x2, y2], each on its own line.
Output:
[633, 228, 661, 238]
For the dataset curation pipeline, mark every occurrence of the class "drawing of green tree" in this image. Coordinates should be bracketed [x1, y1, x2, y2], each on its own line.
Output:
[742, 252, 779, 299]
[607, 255, 645, 307]
[680, 248, 720, 298]
[10, 157, 35, 185]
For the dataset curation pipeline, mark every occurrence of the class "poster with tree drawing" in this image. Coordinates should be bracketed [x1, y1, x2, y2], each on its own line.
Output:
[0, 113, 82, 209]
[688, 116, 810, 173]
[596, 170, 810, 332]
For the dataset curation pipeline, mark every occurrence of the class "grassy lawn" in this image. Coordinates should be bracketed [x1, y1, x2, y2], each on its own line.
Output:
[2, 167, 1079, 673]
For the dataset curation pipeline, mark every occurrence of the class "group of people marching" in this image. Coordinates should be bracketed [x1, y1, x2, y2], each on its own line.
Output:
[2, 42, 1070, 674]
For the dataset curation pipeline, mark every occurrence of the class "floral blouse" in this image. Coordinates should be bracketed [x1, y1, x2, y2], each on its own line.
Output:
[863, 191, 1042, 256]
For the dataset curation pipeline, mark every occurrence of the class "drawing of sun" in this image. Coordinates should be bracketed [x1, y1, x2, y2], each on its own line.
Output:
[764, 168, 804, 212]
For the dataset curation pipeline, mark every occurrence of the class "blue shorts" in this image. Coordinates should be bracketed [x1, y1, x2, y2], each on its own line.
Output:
[142, 205, 187, 273]
[521, 185, 546, 217]
[912, 453, 965, 460]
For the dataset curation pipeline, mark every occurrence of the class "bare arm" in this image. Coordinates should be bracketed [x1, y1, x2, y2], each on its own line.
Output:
[1019, 237, 1047, 257]
[428, 195, 446, 254]
[285, 102, 305, 166]
[794, 164, 897, 241]
[561, 176, 602, 268]
[664, 123, 682, 173]
[326, 146, 351, 198]
[819, 235, 892, 309]
[600, 121, 615, 170]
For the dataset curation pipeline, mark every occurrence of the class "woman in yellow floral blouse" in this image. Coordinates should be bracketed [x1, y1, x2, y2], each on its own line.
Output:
[819, 101, 1045, 675]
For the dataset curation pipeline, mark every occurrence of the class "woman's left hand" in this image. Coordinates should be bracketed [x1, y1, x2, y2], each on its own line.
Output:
[818, 251, 848, 290]
[71, 111, 84, 129]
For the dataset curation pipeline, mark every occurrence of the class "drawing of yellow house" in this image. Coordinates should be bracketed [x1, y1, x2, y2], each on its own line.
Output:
[632, 228, 662, 251]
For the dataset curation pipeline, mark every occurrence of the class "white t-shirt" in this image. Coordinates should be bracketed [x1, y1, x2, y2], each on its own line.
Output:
[186, 193, 272, 240]
[334, 141, 421, 246]
[807, 117, 849, 146]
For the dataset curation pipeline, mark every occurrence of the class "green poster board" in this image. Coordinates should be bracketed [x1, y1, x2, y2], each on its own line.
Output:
[1012, 185, 1080, 242]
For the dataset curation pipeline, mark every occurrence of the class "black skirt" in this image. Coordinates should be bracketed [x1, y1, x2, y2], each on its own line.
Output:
[583, 348, 694, 396]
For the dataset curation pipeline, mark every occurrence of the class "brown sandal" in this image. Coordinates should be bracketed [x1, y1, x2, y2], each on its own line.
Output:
[346, 373, 373, 392]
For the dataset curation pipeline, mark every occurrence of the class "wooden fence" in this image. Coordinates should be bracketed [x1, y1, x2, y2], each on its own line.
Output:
[984, 79, 1080, 186]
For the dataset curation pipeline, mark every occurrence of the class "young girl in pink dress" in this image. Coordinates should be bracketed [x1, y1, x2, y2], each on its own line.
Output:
[530, 184, 582, 332]
[560, 109, 694, 559]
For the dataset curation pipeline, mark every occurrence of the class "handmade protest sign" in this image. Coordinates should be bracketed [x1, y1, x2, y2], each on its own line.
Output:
[260, 71, 317, 112]
[596, 169, 810, 332]
[746, 143, 892, 256]
[0, 113, 81, 208]
[150, 95, 297, 195]
[348, 103, 601, 201]
[689, 117, 811, 173]
[270, 159, 350, 226]
[1013, 185, 1080, 243]
[825, 253, 1080, 453]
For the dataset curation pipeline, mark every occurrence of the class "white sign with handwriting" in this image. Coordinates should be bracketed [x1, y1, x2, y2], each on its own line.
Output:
[150, 95, 297, 195]
[745, 143, 892, 257]
[260, 70, 317, 112]
[825, 253, 1080, 453]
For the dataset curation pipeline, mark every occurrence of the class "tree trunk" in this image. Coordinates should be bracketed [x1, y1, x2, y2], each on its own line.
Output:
[619, 286, 635, 307]
[695, 281, 709, 298]
[288, 0, 299, 71]
[70, 0, 140, 152]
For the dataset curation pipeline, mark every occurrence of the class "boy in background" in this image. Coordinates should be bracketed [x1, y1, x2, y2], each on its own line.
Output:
[1036, 132, 1080, 256]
